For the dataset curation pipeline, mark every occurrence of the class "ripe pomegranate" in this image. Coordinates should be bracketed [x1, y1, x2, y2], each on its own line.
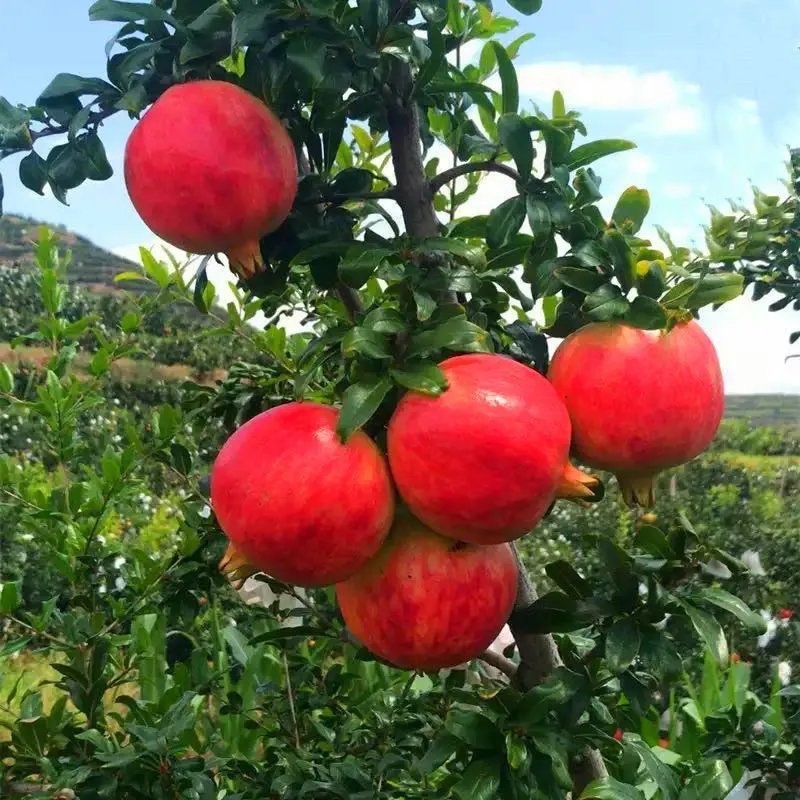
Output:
[336, 514, 518, 671]
[548, 320, 723, 506]
[386, 353, 599, 545]
[211, 402, 394, 587]
[124, 81, 297, 279]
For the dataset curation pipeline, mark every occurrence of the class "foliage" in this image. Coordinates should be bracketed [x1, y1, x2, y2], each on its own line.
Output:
[0, 0, 795, 796]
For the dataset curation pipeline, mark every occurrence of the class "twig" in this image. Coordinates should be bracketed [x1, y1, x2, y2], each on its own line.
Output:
[478, 648, 517, 678]
[30, 107, 117, 142]
[283, 652, 301, 749]
[7, 616, 71, 648]
[429, 160, 521, 193]
[335, 283, 364, 320]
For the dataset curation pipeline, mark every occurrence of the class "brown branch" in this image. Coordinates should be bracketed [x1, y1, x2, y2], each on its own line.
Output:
[478, 648, 517, 678]
[429, 160, 521, 193]
[282, 652, 301, 749]
[379, 4, 607, 789]
[335, 283, 363, 320]
[30, 107, 117, 142]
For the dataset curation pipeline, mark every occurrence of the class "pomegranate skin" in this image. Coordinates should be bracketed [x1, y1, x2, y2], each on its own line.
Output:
[548, 320, 724, 505]
[336, 514, 518, 671]
[387, 353, 594, 545]
[211, 402, 394, 587]
[124, 81, 297, 278]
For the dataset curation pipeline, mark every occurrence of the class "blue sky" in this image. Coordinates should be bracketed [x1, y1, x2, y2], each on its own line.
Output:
[2, 0, 800, 392]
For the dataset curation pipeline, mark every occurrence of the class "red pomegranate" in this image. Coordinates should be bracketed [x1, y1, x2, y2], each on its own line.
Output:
[548, 320, 723, 506]
[386, 353, 599, 545]
[124, 81, 297, 279]
[336, 514, 518, 671]
[211, 402, 394, 587]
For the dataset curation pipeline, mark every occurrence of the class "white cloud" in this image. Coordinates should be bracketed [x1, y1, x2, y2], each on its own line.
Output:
[509, 61, 705, 136]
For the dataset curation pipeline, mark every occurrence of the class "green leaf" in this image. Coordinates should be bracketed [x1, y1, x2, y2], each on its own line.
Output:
[340, 246, 392, 289]
[341, 327, 393, 361]
[605, 618, 641, 673]
[139, 248, 170, 288]
[526, 197, 552, 238]
[603, 229, 635, 291]
[679, 600, 729, 665]
[445, 709, 504, 750]
[693, 587, 767, 632]
[453, 758, 501, 800]
[222, 625, 252, 667]
[415, 732, 461, 774]
[509, 591, 584, 634]
[490, 43, 518, 114]
[676, 760, 732, 800]
[625, 295, 666, 329]
[637, 261, 666, 298]
[19, 151, 48, 195]
[582, 284, 630, 321]
[37, 73, 117, 103]
[337, 376, 393, 440]
[511, 669, 584, 724]
[497, 114, 533, 179]
[362, 307, 406, 334]
[250, 626, 326, 645]
[660, 273, 743, 310]
[0, 363, 13, 393]
[612, 187, 650, 234]
[47, 143, 87, 191]
[407, 316, 491, 357]
[0, 581, 21, 613]
[390, 362, 448, 395]
[580, 776, 645, 800]
[77, 134, 113, 181]
[0, 97, 31, 150]
[507, 0, 542, 14]
[287, 38, 326, 87]
[89, 0, 180, 26]
[634, 525, 674, 559]
[420, 237, 486, 268]
[566, 139, 636, 171]
[554, 266, 604, 294]
[545, 561, 589, 598]
[487, 195, 526, 250]
[625, 740, 679, 800]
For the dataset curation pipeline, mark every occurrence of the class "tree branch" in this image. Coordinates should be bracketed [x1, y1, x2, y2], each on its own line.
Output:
[30, 107, 117, 143]
[429, 160, 521, 193]
[478, 648, 517, 678]
[335, 283, 363, 320]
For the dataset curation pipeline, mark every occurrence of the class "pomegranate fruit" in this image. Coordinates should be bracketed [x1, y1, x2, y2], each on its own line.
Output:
[386, 353, 599, 545]
[124, 81, 297, 278]
[211, 402, 394, 587]
[548, 320, 723, 506]
[336, 514, 518, 671]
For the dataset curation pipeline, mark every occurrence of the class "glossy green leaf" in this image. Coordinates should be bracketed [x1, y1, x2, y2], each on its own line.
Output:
[37, 73, 117, 103]
[19, 151, 47, 195]
[625, 295, 666, 329]
[580, 776, 645, 800]
[78, 134, 113, 181]
[526, 197, 552, 238]
[453, 758, 501, 800]
[420, 237, 486, 268]
[490, 43, 518, 114]
[693, 587, 767, 632]
[407, 316, 491, 357]
[0, 580, 21, 613]
[612, 186, 650, 234]
[339, 246, 392, 288]
[507, 0, 541, 14]
[605, 618, 641, 674]
[660, 273, 744, 310]
[337, 375, 393, 439]
[603, 229, 636, 292]
[89, 0, 180, 25]
[341, 327, 393, 360]
[415, 732, 461, 774]
[487, 195, 526, 250]
[566, 139, 636, 171]
[545, 560, 589, 598]
[497, 113, 533, 178]
[582, 284, 630, 321]
[679, 600, 729, 665]
[445, 709, 504, 750]
[625, 740, 679, 800]
[390, 362, 448, 395]
[554, 266, 605, 294]
[677, 760, 732, 800]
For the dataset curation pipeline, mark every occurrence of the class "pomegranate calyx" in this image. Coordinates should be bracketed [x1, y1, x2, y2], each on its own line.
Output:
[617, 473, 656, 508]
[556, 462, 604, 506]
[226, 240, 265, 280]
[219, 542, 259, 590]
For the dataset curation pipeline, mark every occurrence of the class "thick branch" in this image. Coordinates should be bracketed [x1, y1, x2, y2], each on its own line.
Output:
[429, 160, 521, 193]
[335, 283, 363, 319]
[478, 648, 517, 678]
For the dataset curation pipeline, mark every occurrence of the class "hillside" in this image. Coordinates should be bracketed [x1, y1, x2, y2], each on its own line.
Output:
[0, 213, 148, 292]
[725, 394, 800, 427]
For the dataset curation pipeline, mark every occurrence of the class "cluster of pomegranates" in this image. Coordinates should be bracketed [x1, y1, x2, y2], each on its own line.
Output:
[123, 80, 724, 672]
[211, 323, 723, 672]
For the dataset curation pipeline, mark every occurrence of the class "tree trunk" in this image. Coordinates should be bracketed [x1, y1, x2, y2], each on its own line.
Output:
[382, 21, 607, 793]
